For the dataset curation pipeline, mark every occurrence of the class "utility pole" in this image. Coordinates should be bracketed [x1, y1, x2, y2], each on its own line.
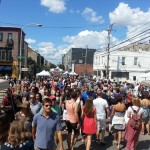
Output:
[84, 46, 88, 77]
[106, 24, 113, 79]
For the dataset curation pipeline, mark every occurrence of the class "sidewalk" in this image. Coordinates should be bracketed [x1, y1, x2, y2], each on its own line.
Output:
[0, 79, 7, 82]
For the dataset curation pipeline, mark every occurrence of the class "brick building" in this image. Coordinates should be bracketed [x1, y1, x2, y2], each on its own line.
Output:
[0, 27, 26, 78]
[0, 27, 47, 78]
[63, 48, 96, 76]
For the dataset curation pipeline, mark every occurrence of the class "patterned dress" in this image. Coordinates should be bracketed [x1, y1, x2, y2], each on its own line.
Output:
[112, 111, 126, 131]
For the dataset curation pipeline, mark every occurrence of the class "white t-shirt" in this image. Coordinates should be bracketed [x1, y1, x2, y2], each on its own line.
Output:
[93, 98, 109, 119]
[127, 106, 144, 117]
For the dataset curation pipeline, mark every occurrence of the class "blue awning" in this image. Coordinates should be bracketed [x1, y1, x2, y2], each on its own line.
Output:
[0, 66, 12, 71]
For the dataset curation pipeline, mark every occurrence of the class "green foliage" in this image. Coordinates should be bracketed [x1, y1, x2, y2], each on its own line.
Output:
[58, 64, 65, 70]
[50, 63, 56, 68]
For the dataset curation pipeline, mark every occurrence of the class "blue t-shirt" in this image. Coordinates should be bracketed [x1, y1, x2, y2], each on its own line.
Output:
[32, 112, 62, 149]
[81, 91, 92, 105]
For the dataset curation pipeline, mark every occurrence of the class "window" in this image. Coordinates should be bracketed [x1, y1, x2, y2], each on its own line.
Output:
[82, 52, 85, 57]
[122, 57, 125, 65]
[8, 33, 13, 40]
[102, 56, 104, 64]
[0, 49, 12, 61]
[134, 57, 138, 65]
[8, 51, 12, 61]
[79, 59, 83, 63]
[133, 76, 136, 81]
[0, 33, 3, 41]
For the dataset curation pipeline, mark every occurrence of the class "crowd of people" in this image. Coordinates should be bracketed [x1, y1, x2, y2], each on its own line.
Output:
[0, 75, 150, 150]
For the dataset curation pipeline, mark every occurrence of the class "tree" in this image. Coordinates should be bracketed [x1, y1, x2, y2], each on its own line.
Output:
[50, 63, 56, 69]
[58, 64, 65, 70]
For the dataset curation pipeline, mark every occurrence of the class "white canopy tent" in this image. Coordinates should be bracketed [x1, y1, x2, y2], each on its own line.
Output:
[69, 71, 78, 76]
[50, 68, 55, 72]
[63, 71, 69, 75]
[36, 70, 50, 77]
[55, 66, 63, 72]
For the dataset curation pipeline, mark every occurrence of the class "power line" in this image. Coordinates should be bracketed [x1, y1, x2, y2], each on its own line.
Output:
[111, 20, 150, 42]
[97, 27, 150, 54]
[101, 35, 150, 56]
[0, 21, 100, 29]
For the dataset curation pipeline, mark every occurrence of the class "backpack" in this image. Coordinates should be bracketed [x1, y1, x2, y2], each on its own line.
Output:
[130, 107, 141, 130]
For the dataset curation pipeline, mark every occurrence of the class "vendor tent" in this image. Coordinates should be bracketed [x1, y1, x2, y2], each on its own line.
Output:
[69, 71, 78, 76]
[63, 71, 69, 75]
[36, 70, 50, 77]
[50, 68, 55, 72]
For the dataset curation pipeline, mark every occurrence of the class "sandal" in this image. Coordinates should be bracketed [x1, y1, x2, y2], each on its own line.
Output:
[140, 132, 144, 135]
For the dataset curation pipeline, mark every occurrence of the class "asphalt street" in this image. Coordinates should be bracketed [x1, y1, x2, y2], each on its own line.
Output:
[0, 79, 9, 91]
[57, 122, 150, 150]
[0, 80, 149, 149]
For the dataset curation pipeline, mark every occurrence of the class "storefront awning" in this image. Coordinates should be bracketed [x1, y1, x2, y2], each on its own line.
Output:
[0, 66, 12, 71]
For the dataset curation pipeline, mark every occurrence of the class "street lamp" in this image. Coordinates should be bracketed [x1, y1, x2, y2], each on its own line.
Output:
[19, 23, 42, 79]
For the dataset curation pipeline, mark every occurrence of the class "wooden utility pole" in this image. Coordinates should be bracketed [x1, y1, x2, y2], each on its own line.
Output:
[84, 46, 88, 77]
[106, 24, 113, 79]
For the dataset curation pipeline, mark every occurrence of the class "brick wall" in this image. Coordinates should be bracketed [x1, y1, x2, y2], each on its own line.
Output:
[75, 64, 93, 75]
[1, 30, 19, 61]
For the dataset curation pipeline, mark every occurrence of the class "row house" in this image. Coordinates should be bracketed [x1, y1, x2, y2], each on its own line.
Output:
[0, 27, 46, 78]
[63, 48, 96, 76]
[93, 43, 150, 83]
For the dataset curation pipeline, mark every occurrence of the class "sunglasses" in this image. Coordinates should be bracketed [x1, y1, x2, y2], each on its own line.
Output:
[44, 104, 52, 107]
[30, 97, 35, 99]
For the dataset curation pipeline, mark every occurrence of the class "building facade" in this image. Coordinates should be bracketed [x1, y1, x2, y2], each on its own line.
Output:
[93, 43, 150, 83]
[0, 27, 47, 79]
[63, 48, 96, 75]
[0, 27, 27, 78]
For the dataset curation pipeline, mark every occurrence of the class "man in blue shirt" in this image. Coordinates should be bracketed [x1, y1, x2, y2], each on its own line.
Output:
[81, 86, 92, 105]
[32, 98, 64, 150]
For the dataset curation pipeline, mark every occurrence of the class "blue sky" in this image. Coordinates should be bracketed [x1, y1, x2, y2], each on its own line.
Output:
[0, 0, 150, 64]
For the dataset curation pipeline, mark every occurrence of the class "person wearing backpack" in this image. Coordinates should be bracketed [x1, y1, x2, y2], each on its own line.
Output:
[140, 93, 150, 135]
[124, 98, 144, 150]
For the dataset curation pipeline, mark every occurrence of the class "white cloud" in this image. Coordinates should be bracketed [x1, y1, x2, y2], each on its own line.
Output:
[69, 9, 80, 14]
[109, 3, 150, 27]
[38, 42, 56, 56]
[82, 7, 104, 24]
[37, 42, 62, 64]
[35, 30, 119, 64]
[109, 2, 150, 44]
[63, 30, 118, 49]
[40, 0, 66, 14]
[25, 38, 36, 44]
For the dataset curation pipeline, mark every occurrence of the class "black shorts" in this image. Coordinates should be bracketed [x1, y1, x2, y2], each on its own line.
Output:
[66, 121, 79, 135]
